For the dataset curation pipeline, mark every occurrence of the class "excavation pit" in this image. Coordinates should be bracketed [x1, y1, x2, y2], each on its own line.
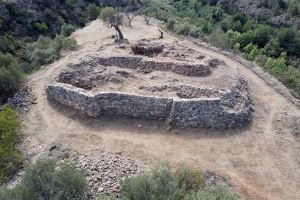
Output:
[47, 42, 252, 129]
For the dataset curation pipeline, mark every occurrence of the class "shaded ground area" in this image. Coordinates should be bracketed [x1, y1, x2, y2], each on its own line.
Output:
[22, 17, 300, 200]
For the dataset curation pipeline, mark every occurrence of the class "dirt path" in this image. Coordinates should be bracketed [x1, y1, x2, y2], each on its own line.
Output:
[23, 17, 300, 200]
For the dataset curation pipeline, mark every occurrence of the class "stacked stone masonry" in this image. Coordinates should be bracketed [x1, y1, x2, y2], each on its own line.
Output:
[46, 80, 251, 129]
[46, 42, 252, 129]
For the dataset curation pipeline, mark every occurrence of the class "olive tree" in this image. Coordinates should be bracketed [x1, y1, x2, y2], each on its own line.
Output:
[125, 12, 136, 27]
[100, 7, 125, 41]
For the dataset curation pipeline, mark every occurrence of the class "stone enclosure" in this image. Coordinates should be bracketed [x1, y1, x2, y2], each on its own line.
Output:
[46, 42, 252, 129]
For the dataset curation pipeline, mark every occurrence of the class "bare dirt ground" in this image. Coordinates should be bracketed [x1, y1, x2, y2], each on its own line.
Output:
[22, 17, 300, 200]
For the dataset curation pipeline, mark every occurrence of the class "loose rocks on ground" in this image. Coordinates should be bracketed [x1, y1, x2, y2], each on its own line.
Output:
[55, 150, 144, 199]
[6, 86, 36, 114]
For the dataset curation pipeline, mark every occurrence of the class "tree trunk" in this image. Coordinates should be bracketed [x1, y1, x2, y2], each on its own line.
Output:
[113, 25, 124, 41]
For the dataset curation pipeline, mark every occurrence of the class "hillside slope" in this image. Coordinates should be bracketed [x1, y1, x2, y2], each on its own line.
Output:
[22, 17, 300, 200]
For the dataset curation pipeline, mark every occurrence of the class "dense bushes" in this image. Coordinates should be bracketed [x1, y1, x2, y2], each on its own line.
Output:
[87, 3, 101, 20]
[0, 53, 23, 99]
[0, 0, 143, 100]
[0, 35, 20, 55]
[61, 24, 76, 37]
[26, 35, 77, 70]
[0, 30, 77, 100]
[142, 0, 300, 98]
[99, 166, 239, 200]
[34, 22, 48, 33]
[0, 159, 86, 200]
[0, 106, 23, 183]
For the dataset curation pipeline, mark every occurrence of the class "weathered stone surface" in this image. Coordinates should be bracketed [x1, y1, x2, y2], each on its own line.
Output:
[131, 42, 164, 57]
[6, 86, 36, 114]
[75, 56, 211, 77]
[47, 42, 252, 129]
[46, 79, 251, 129]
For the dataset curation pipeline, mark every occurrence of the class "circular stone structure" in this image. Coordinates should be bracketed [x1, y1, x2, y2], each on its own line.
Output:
[46, 41, 252, 129]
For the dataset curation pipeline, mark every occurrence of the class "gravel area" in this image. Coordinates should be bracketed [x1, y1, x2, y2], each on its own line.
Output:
[46, 145, 145, 199]
[5, 86, 36, 114]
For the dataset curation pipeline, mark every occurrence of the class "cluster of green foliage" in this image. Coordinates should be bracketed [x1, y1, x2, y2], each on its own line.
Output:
[0, 106, 23, 183]
[87, 3, 101, 20]
[0, 53, 23, 99]
[0, 0, 143, 100]
[98, 166, 239, 200]
[0, 159, 86, 200]
[141, 0, 300, 98]
[26, 35, 77, 71]
[60, 23, 76, 37]
[0, 32, 77, 99]
[34, 22, 49, 33]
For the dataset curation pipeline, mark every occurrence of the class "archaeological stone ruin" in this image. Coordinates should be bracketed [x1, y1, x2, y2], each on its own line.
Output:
[46, 41, 252, 129]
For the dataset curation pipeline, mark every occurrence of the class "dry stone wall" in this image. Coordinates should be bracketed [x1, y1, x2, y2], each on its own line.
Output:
[75, 56, 211, 77]
[46, 82, 251, 129]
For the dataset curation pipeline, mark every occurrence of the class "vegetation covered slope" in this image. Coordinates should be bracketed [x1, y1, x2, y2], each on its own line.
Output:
[0, 106, 23, 183]
[0, 0, 140, 184]
[0, 0, 141, 101]
[142, 0, 300, 98]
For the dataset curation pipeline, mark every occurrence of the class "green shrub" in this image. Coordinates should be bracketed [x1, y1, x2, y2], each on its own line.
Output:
[122, 166, 182, 200]
[120, 165, 239, 200]
[61, 24, 76, 37]
[243, 43, 259, 60]
[87, 3, 101, 20]
[166, 19, 176, 30]
[175, 23, 191, 35]
[211, 6, 223, 22]
[0, 53, 23, 99]
[230, 20, 243, 32]
[0, 159, 86, 200]
[281, 66, 300, 98]
[288, 1, 300, 16]
[26, 36, 58, 68]
[264, 38, 281, 57]
[265, 55, 286, 74]
[276, 28, 300, 56]
[184, 186, 239, 200]
[202, 21, 213, 34]
[233, 43, 241, 53]
[236, 30, 255, 48]
[53, 35, 78, 51]
[45, 9, 58, 21]
[34, 22, 48, 33]
[0, 106, 23, 183]
[221, 18, 231, 32]
[242, 20, 254, 32]
[253, 24, 271, 47]
[96, 195, 117, 200]
[173, 165, 204, 192]
[189, 26, 202, 38]
[208, 28, 229, 49]
[226, 30, 241, 48]
[26, 35, 77, 69]
[0, 34, 19, 55]
[254, 54, 268, 66]
[100, 7, 116, 22]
